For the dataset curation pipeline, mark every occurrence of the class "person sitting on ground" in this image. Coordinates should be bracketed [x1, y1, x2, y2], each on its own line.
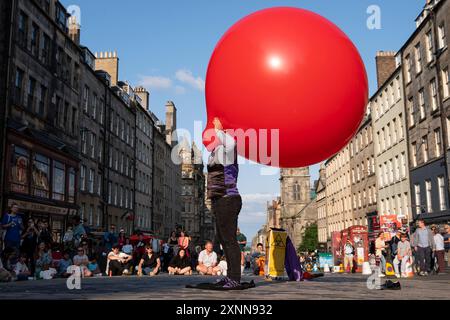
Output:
[137, 245, 161, 276]
[58, 251, 73, 278]
[216, 255, 228, 276]
[122, 237, 134, 256]
[393, 233, 412, 278]
[106, 245, 133, 276]
[72, 247, 93, 277]
[34, 242, 53, 279]
[168, 248, 192, 275]
[196, 241, 218, 275]
[251, 243, 265, 275]
[13, 253, 30, 281]
[0, 254, 12, 282]
[87, 256, 102, 277]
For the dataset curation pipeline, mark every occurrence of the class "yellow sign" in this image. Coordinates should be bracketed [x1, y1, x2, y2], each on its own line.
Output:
[265, 230, 287, 277]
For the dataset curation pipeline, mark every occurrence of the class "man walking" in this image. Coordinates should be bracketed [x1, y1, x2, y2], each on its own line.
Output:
[431, 225, 445, 275]
[411, 219, 435, 276]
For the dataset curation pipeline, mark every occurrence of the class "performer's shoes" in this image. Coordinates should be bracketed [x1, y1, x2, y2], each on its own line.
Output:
[214, 277, 230, 287]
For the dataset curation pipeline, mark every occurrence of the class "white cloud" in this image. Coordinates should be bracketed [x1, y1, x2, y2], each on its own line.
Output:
[237, 193, 279, 237]
[138, 75, 172, 90]
[175, 85, 187, 94]
[241, 193, 279, 203]
[175, 69, 205, 91]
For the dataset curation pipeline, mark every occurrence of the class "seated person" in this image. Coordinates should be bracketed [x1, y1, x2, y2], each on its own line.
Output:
[216, 255, 228, 276]
[196, 241, 218, 275]
[13, 253, 31, 281]
[0, 257, 12, 282]
[251, 243, 266, 275]
[87, 256, 102, 276]
[58, 251, 73, 278]
[122, 238, 134, 256]
[72, 247, 93, 277]
[168, 249, 192, 275]
[137, 245, 161, 276]
[107, 245, 133, 276]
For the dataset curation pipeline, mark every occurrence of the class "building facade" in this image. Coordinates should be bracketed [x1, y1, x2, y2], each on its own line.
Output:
[315, 163, 327, 245]
[133, 86, 154, 234]
[325, 144, 352, 240]
[349, 117, 377, 228]
[1, 0, 81, 241]
[402, 0, 450, 224]
[180, 141, 205, 244]
[371, 62, 412, 228]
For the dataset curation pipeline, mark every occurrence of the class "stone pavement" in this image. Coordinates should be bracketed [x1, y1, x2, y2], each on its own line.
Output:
[0, 272, 449, 300]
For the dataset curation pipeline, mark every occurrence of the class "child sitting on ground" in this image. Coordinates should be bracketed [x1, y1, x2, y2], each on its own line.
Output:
[87, 256, 103, 277]
[13, 253, 31, 281]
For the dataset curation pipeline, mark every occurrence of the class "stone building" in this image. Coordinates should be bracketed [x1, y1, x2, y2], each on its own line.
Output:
[151, 102, 182, 239]
[202, 173, 216, 243]
[349, 116, 377, 228]
[180, 141, 205, 244]
[279, 167, 317, 248]
[370, 55, 412, 233]
[315, 163, 327, 245]
[133, 86, 154, 234]
[0, 0, 81, 241]
[266, 197, 281, 229]
[78, 45, 107, 232]
[402, 0, 450, 224]
[325, 144, 352, 240]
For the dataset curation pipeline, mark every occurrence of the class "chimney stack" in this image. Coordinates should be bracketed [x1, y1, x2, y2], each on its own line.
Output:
[68, 15, 80, 45]
[375, 51, 397, 89]
[134, 86, 150, 110]
[165, 101, 177, 146]
[94, 50, 119, 86]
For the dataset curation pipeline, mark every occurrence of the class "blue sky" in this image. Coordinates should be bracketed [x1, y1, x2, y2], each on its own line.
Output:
[62, 0, 425, 240]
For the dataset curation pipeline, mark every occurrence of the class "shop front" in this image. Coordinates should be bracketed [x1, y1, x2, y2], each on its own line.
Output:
[3, 129, 79, 243]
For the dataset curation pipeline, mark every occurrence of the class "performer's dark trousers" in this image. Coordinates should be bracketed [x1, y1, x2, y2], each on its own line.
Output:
[212, 195, 242, 282]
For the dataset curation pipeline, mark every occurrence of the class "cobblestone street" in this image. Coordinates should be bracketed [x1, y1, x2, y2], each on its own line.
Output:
[0, 272, 449, 300]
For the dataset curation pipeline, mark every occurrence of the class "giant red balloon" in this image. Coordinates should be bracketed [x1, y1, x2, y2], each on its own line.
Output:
[203, 7, 368, 168]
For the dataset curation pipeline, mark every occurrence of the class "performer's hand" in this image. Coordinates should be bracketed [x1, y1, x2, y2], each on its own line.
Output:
[213, 117, 223, 131]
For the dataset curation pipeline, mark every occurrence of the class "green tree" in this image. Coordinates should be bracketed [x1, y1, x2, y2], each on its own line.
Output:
[298, 223, 318, 253]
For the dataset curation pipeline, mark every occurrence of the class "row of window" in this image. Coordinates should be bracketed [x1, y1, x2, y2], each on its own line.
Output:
[108, 147, 134, 178]
[107, 182, 134, 210]
[405, 24, 447, 83]
[10, 145, 76, 203]
[372, 76, 403, 120]
[110, 111, 134, 148]
[79, 204, 102, 227]
[79, 166, 101, 196]
[351, 157, 376, 184]
[136, 111, 153, 138]
[136, 139, 151, 166]
[14, 67, 79, 136]
[414, 176, 447, 215]
[377, 152, 408, 188]
[136, 171, 151, 195]
[410, 127, 443, 167]
[375, 114, 405, 155]
[380, 193, 410, 217]
[407, 77, 442, 127]
[136, 204, 151, 229]
[350, 126, 373, 157]
[82, 86, 105, 125]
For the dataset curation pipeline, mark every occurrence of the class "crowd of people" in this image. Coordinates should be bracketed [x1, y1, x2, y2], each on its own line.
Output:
[0, 204, 262, 282]
[344, 219, 449, 278]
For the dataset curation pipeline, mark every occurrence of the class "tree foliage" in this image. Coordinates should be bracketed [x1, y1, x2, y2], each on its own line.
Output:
[298, 223, 318, 253]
